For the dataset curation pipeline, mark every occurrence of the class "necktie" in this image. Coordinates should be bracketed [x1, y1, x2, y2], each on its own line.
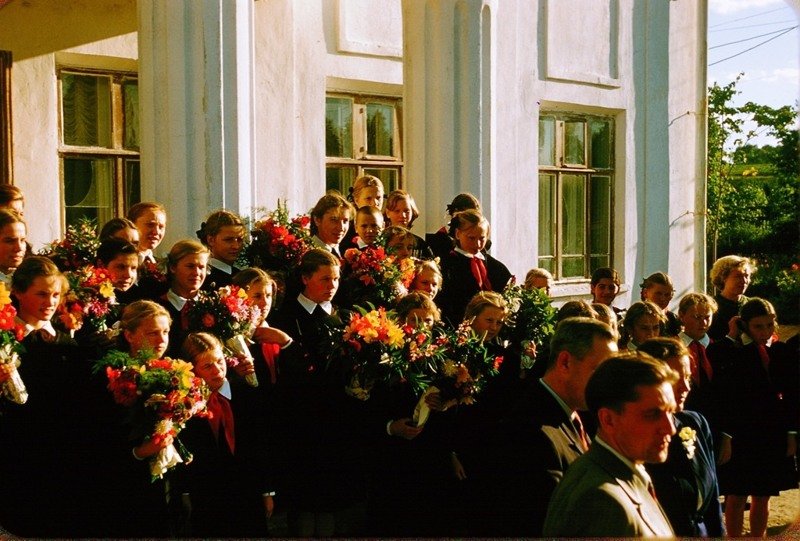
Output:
[757, 343, 770, 371]
[470, 257, 493, 291]
[571, 412, 590, 452]
[180, 299, 194, 330]
[312, 304, 327, 318]
[207, 392, 236, 454]
[261, 342, 280, 384]
[647, 481, 659, 502]
[689, 340, 713, 384]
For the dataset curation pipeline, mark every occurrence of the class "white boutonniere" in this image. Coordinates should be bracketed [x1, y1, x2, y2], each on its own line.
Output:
[679, 426, 697, 460]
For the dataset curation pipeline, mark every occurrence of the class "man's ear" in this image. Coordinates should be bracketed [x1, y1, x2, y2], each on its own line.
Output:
[555, 350, 571, 372]
[597, 407, 615, 432]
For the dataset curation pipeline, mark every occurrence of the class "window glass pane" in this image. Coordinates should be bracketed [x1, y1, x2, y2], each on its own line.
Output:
[561, 174, 585, 255]
[325, 98, 353, 158]
[123, 80, 139, 150]
[590, 119, 611, 169]
[538, 258, 555, 275]
[564, 120, 586, 165]
[125, 159, 141, 208]
[538, 173, 555, 258]
[590, 175, 611, 256]
[590, 255, 609, 271]
[366, 103, 394, 156]
[62, 73, 112, 147]
[364, 168, 399, 192]
[63, 156, 114, 226]
[326, 166, 356, 194]
[539, 117, 555, 166]
[562, 257, 585, 278]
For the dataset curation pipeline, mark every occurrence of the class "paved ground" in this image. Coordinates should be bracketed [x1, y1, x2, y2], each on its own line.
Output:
[765, 488, 800, 538]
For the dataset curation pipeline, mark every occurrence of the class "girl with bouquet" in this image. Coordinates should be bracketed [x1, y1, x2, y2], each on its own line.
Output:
[339, 174, 385, 252]
[410, 258, 443, 299]
[0, 256, 95, 537]
[197, 209, 246, 290]
[96, 237, 141, 306]
[437, 210, 512, 326]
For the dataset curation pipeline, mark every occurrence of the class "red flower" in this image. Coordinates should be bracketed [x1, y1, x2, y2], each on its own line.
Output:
[202, 313, 216, 328]
[493, 356, 504, 371]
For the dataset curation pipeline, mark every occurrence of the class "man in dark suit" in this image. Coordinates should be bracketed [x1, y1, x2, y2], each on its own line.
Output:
[543, 352, 677, 537]
[496, 317, 618, 536]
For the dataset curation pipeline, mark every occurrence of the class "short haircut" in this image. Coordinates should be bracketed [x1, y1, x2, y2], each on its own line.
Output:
[591, 267, 620, 287]
[395, 291, 441, 322]
[11, 256, 66, 294]
[297, 248, 339, 279]
[739, 297, 777, 323]
[639, 272, 674, 301]
[446, 193, 481, 216]
[524, 267, 554, 290]
[310, 192, 354, 236]
[96, 238, 139, 266]
[166, 239, 209, 270]
[556, 300, 598, 322]
[0, 185, 24, 206]
[677, 292, 718, 316]
[197, 209, 244, 245]
[464, 291, 507, 321]
[127, 201, 166, 222]
[349, 175, 384, 205]
[99, 217, 138, 243]
[181, 332, 223, 364]
[585, 351, 678, 415]
[547, 317, 615, 369]
[709, 255, 756, 291]
[637, 337, 690, 362]
[623, 301, 666, 330]
[384, 190, 420, 228]
[355, 205, 384, 224]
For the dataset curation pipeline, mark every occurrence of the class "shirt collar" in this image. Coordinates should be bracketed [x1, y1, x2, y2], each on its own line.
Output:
[539, 379, 574, 419]
[297, 293, 332, 315]
[679, 331, 710, 348]
[454, 247, 485, 260]
[167, 289, 197, 311]
[595, 435, 651, 485]
[356, 238, 369, 249]
[138, 249, 155, 265]
[15, 316, 56, 338]
[741, 333, 772, 347]
[217, 378, 232, 400]
[208, 257, 233, 274]
[311, 236, 338, 253]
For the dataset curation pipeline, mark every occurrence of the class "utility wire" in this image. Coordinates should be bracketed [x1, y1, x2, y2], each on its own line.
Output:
[709, 26, 798, 66]
[710, 25, 798, 49]
[708, 6, 789, 28]
[709, 19, 797, 32]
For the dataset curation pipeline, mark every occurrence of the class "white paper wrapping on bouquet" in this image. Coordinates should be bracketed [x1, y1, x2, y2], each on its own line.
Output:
[2, 368, 28, 404]
[150, 443, 183, 479]
[413, 386, 440, 428]
[226, 334, 259, 387]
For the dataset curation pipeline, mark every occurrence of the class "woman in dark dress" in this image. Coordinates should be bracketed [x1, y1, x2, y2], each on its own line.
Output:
[436, 210, 512, 326]
[707, 255, 754, 341]
[708, 298, 798, 537]
[639, 337, 725, 537]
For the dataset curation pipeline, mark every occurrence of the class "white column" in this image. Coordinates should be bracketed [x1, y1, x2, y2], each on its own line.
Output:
[137, 0, 255, 249]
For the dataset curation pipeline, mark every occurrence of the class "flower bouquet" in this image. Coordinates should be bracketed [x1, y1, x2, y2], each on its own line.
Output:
[0, 283, 28, 404]
[39, 217, 101, 272]
[56, 265, 117, 334]
[411, 321, 502, 426]
[342, 245, 415, 306]
[500, 284, 557, 369]
[246, 200, 313, 274]
[138, 256, 168, 285]
[331, 305, 434, 401]
[185, 285, 262, 387]
[95, 350, 210, 481]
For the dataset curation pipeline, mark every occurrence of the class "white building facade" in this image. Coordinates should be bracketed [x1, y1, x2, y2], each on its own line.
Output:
[0, 0, 709, 306]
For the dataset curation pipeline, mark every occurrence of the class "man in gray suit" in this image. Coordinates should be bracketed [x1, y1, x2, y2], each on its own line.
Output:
[543, 352, 677, 537]
[496, 317, 618, 536]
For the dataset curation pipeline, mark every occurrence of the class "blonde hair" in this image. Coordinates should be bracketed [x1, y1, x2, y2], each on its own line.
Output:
[127, 201, 166, 222]
[119, 300, 171, 335]
[524, 268, 554, 290]
[349, 175, 384, 206]
[197, 209, 244, 245]
[677, 292, 718, 316]
[181, 332, 223, 364]
[384, 190, 420, 228]
[710, 255, 755, 291]
[395, 291, 441, 323]
[413, 259, 442, 287]
[232, 267, 277, 296]
[464, 291, 507, 320]
[167, 240, 209, 268]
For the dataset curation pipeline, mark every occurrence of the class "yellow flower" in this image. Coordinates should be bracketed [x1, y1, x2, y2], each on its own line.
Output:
[99, 280, 116, 299]
[0, 282, 11, 307]
[236, 287, 248, 299]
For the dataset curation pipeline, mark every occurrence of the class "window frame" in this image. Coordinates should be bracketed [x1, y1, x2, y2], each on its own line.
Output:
[325, 92, 403, 194]
[538, 112, 615, 281]
[57, 67, 140, 226]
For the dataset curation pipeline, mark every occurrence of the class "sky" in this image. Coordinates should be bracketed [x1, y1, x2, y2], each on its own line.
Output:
[707, 0, 799, 146]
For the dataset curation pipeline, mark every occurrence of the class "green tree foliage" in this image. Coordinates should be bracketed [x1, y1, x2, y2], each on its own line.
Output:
[707, 76, 799, 322]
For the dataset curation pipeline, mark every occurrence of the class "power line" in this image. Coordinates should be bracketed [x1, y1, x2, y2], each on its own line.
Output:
[709, 25, 798, 66]
[708, 5, 790, 28]
[709, 19, 798, 32]
[709, 25, 798, 49]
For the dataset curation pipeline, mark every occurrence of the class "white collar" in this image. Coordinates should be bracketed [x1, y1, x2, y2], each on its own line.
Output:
[216, 378, 232, 400]
[356, 238, 369, 249]
[15, 316, 56, 338]
[679, 331, 710, 348]
[454, 247, 485, 260]
[138, 250, 155, 264]
[595, 435, 652, 485]
[741, 333, 772, 347]
[311, 236, 338, 253]
[167, 289, 197, 311]
[297, 293, 332, 315]
[208, 257, 233, 274]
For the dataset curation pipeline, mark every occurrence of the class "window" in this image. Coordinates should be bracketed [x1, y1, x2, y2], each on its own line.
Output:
[325, 94, 402, 194]
[538, 113, 614, 280]
[58, 70, 140, 227]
